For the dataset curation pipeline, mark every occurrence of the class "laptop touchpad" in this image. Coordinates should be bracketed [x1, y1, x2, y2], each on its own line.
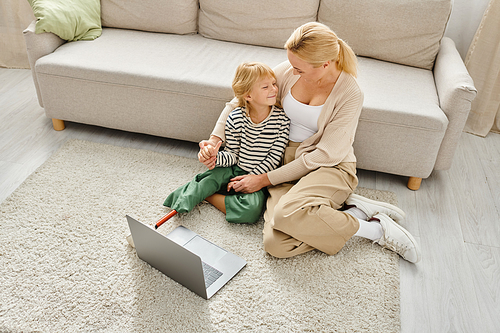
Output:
[184, 236, 227, 263]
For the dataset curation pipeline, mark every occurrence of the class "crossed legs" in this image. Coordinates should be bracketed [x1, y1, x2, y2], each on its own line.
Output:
[262, 161, 421, 263]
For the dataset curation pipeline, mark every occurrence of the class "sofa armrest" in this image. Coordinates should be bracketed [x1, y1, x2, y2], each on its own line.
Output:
[23, 20, 66, 107]
[433, 37, 477, 170]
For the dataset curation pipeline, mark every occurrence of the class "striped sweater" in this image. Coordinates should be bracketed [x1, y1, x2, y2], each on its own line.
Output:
[216, 106, 290, 175]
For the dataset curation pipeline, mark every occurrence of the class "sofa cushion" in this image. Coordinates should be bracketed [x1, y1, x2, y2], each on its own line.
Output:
[101, 0, 198, 34]
[318, 0, 452, 70]
[34, 28, 288, 142]
[28, 0, 101, 41]
[357, 57, 447, 131]
[199, 0, 319, 48]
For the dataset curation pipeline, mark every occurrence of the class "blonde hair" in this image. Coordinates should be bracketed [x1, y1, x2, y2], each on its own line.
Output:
[232, 62, 278, 110]
[285, 22, 358, 77]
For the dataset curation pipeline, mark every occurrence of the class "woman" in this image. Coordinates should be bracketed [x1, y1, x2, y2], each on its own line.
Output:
[199, 22, 420, 263]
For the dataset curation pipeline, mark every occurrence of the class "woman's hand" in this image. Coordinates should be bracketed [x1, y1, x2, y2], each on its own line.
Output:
[198, 137, 221, 169]
[228, 173, 271, 193]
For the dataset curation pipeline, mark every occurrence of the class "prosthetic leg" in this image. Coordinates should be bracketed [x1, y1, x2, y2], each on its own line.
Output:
[155, 210, 178, 229]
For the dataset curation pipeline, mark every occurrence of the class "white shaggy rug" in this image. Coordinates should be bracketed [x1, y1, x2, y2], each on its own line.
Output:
[0, 140, 400, 332]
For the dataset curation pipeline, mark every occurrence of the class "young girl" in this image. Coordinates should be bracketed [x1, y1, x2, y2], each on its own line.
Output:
[161, 62, 290, 225]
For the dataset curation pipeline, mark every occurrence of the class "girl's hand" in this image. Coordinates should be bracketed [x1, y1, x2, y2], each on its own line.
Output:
[198, 140, 213, 161]
[198, 140, 222, 169]
[229, 173, 271, 193]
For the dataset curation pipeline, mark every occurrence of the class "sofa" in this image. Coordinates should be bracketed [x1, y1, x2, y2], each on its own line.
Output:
[24, 0, 477, 190]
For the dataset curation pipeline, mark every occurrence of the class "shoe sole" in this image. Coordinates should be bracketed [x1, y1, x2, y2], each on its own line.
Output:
[347, 193, 406, 222]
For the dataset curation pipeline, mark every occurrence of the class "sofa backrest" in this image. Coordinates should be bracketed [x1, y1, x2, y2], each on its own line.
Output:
[100, 0, 451, 70]
[318, 0, 452, 70]
[100, 0, 198, 35]
[198, 0, 320, 48]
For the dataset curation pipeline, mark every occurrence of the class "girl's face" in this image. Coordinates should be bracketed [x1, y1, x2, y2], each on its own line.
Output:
[246, 76, 278, 108]
[287, 50, 328, 82]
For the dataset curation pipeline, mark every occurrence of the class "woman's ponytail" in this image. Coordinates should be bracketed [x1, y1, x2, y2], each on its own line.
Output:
[337, 38, 358, 78]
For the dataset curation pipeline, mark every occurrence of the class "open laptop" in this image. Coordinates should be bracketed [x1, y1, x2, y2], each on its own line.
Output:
[126, 215, 246, 299]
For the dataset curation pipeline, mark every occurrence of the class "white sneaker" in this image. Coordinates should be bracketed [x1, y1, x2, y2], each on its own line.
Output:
[346, 193, 406, 222]
[370, 213, 421, 263]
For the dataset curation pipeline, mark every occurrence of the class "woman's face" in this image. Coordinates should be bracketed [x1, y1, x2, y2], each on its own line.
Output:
[287, 50, 328, 82]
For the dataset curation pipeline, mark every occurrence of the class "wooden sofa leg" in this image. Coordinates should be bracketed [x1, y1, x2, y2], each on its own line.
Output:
[52, 118, 65, 131]
[407, 177, 422, 191]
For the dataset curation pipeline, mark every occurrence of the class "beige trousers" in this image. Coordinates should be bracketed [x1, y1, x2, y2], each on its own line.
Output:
[263, 142, 359, 258]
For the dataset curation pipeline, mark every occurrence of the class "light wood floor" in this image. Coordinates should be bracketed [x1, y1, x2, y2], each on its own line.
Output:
[1, 68, 499, 332]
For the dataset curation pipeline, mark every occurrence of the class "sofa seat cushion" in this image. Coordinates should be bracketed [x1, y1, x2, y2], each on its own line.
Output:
[355, 57, 448, 177]
[35, 28, 288, 101]
[36, 28, 446, 133]
[357, 57, 448, 132]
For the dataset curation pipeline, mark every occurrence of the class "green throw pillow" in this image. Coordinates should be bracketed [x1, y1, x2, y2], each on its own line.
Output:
[28, 0, 102, 41]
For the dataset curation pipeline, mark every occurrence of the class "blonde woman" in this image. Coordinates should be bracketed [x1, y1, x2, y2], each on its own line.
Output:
[199, 23, 420, 263]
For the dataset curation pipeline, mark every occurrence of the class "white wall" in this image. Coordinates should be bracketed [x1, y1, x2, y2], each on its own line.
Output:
[444, 0, 491, 59]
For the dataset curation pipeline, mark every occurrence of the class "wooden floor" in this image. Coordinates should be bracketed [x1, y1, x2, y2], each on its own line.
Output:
[1, 68, 499, 332]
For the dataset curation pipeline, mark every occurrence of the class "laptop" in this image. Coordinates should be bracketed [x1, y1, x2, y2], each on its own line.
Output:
[126, 215, 246, 299]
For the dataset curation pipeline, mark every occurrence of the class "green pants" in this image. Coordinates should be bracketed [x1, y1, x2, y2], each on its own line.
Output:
[163, 165, 266, 224]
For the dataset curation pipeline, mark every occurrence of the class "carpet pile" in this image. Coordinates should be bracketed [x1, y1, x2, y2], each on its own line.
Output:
[0, 140, 400, 332]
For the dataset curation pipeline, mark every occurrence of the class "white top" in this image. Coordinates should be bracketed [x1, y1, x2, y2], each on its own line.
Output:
[282, 91, 323, 142]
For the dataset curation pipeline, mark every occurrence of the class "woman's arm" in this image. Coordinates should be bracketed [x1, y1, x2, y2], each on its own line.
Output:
[229, 173, 271, 193]
[198, 97, 239, 167]
[211, 97, 239, 142]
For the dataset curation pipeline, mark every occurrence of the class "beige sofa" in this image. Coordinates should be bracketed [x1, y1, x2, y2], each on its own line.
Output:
[24, 0, 477, 190]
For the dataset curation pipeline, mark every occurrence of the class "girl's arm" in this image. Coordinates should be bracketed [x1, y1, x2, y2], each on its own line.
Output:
[215, 112, 240, 168]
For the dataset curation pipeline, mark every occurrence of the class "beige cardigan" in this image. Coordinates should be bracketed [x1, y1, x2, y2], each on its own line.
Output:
[212, 61, 364, 185]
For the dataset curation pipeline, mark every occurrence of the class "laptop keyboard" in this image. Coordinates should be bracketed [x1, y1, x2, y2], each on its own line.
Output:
[202, 262, 223, 288]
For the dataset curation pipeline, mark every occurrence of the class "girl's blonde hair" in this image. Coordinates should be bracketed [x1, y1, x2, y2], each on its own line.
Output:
[232, 62, 278, 110]
[285, 22, 358, 77]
